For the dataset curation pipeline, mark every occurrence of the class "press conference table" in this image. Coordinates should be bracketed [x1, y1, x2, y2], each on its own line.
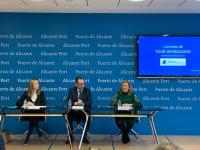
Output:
[0, 106, 162, 150]
[0, 106, 65, 133]
[65, 106, 163, 149]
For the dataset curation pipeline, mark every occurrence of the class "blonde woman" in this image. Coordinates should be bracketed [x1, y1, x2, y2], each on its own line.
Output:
[16, 79, 46, 145]
[111, 80, 142, 144]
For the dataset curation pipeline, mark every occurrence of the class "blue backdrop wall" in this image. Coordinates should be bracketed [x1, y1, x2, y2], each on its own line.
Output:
[0, 13, 200, 135]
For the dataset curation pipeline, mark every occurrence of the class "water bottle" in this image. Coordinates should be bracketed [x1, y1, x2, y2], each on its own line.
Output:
[118, 99, 121, 107]
[23, 99, 27, 109]
[68, 99, 72, 110]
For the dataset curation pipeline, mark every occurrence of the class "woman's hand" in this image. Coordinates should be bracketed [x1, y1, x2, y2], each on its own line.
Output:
[122, 103, 131, 107]
[27, 101, 34, 106]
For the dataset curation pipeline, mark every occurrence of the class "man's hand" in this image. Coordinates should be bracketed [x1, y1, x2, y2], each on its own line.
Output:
[75, 99, 84, 106]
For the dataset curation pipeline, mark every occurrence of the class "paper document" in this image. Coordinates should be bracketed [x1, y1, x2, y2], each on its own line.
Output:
[22, 106, 46, 110]
[72, 106, 84, 110]
[117, 106, 132, 111]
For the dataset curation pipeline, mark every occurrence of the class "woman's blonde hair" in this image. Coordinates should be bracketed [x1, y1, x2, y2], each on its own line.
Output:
[119, 80, 132, 95]
[27, 79, 41, 97]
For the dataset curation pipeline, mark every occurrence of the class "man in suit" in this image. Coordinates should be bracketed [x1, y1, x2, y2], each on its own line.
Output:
[65, 77, 92, 144]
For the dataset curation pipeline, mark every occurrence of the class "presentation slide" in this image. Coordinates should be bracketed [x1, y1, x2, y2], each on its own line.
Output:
[138, 36, 200, 76]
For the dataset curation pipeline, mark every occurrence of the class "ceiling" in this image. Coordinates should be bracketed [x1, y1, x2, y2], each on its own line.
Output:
[0, 0, 200, 13]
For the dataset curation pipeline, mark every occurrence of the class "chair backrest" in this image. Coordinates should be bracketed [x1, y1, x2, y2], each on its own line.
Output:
[136, 110, 140, 123]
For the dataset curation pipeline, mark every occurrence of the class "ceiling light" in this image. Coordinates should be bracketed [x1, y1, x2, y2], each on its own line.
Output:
[162, 35, 169, 36]
[128, 0, 145, 2]
[29, 0, 46, 2]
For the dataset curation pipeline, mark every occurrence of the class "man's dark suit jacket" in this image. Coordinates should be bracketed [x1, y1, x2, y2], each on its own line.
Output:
[67, 87, 92, 112]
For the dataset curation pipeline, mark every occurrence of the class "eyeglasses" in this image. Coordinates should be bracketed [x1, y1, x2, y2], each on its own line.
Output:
[77, 83, 85, 86]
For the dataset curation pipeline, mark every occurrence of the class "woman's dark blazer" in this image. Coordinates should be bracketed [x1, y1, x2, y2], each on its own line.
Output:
[16, 91, 46, 121]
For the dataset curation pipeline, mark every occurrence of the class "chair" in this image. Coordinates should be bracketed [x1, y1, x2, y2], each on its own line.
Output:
[0, 134, 6, 150]
[130, 116, 141, 142]
[65, 109, 92, 143]
[72, 120, 91, 139]
[73, 120, 84, 132]
[116, 110, 141, 143]
[19, 108, 48, 141]
[116, 120, 141, 143]
[130, 128, 140, 142]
